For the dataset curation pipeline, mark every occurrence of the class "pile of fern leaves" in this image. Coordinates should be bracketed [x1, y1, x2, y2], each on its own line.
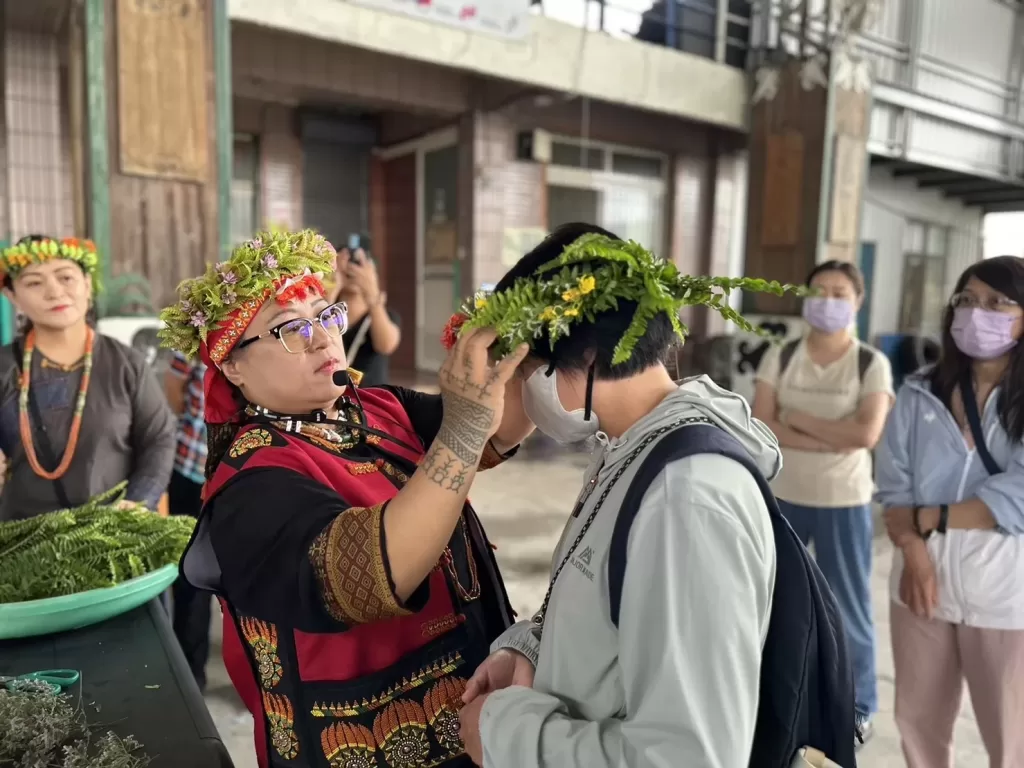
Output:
[0, 484, 195, 604]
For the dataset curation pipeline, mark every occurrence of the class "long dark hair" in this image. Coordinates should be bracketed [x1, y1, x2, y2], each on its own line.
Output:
[929, 255, 1024, 442]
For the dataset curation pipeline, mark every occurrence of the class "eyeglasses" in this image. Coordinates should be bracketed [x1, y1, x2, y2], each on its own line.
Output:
[236, 302, 349, 354]
[950, 292, 1020, 313]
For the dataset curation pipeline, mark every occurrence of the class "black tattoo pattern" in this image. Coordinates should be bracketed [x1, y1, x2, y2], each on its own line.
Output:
[421, 443, 471, 492]
[436, 391, 493, 465]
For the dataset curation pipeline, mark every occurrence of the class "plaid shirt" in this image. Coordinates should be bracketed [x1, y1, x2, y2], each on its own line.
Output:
[169, 351, 207, 485]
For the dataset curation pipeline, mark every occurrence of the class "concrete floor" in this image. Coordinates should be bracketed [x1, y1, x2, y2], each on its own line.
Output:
[202, 442, 987, 768]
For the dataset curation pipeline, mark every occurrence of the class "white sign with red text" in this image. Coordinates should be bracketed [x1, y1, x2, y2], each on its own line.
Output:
[348, 0, 531, 38]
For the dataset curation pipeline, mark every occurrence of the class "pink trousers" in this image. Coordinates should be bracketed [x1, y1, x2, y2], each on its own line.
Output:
[891, 602, 1024, 768]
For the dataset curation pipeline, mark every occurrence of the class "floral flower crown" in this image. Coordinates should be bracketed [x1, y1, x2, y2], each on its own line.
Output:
[158, 229, 335, 360]
[0, 238, 101, 289]
[442, 233, 801, 365]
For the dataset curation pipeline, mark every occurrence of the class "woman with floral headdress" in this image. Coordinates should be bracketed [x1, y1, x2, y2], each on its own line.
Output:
[160, 229, 532, 768]
[0, 235, 176, 520]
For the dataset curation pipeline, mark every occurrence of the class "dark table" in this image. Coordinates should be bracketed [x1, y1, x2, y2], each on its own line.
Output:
[0, 599, 234, 768]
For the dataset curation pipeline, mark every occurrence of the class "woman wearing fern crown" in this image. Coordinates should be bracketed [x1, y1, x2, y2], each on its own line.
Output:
[159, 228, 533, 768]
[454, 223, 856, 768]
[0, 234, 175, 521]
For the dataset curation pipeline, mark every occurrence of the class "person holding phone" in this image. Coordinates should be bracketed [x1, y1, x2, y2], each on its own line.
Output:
[877, 255, 1024, 767]
[329, 235, 401, 386]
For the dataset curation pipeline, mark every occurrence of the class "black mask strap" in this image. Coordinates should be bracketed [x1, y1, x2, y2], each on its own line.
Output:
[584, 363, 595, 421]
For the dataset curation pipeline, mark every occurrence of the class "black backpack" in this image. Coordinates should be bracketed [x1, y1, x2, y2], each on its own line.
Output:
[779, 339, 874, 386]
[608, 423, 857, 768]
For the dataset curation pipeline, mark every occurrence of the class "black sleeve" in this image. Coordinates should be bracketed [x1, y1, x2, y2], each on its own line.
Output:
[206, 467, 428, 631]
[379, 385, 443, 447]
[386, 307, 401, 329]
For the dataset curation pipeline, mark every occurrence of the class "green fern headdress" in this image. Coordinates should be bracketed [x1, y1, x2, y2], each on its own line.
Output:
[446, 233, 799, 365]
[158, 229, 335, 364]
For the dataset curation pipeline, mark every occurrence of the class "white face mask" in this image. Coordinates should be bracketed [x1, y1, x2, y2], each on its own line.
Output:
[521, 366, 599, 445]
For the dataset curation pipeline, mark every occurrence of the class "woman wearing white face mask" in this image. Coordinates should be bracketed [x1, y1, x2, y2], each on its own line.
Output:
[752, 260, 894, 746]
[878, 256, 1024, 768]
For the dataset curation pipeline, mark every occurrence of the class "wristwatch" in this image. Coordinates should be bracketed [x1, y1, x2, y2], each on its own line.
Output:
[912, 506, 934, 539]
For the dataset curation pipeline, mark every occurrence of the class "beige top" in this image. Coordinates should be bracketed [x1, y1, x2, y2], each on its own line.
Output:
[756, 338, 893, 507]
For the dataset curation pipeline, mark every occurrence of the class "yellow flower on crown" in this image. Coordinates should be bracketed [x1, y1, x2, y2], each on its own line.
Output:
[563, 307, 579, 317]
[539, 306, 557, 322]
[475, 295, 488, 309]
[561, 288, 580, 302]
[578, 275, 596, 294]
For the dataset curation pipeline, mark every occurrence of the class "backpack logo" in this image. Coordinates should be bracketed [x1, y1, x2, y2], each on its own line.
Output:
[579, 546, 593, 566]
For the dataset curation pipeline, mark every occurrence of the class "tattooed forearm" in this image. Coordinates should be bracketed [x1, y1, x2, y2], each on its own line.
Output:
[436, 391, 493, 465]
[421, 443, 471, 492]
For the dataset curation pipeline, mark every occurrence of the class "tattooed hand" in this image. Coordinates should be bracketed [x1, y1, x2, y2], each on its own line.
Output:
[423, 329, 528, 490]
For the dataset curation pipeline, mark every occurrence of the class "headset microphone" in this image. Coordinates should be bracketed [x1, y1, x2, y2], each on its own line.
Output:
[333, 370, 351, 387]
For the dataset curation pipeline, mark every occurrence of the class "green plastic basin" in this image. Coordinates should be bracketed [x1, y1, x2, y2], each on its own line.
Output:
[0, 564, 179, 640]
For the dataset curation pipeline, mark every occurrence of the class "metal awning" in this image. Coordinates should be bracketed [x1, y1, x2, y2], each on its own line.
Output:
[872, 158, 1024, 214]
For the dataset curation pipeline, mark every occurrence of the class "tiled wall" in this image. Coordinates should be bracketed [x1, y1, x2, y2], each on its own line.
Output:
[3, 30, 74, 239]
[470, 111, 545, 288]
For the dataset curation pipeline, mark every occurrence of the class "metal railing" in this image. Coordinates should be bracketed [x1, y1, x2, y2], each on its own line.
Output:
[531, 0, 752, 70]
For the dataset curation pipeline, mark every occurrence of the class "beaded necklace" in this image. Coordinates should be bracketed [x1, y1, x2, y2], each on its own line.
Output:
[18, 327, 95, 480]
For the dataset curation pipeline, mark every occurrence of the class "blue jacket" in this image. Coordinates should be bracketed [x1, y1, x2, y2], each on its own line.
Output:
[876, 371, 1024, 628]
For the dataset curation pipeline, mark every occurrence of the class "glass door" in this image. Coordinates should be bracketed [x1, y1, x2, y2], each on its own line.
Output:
[417, 141, 459, 372]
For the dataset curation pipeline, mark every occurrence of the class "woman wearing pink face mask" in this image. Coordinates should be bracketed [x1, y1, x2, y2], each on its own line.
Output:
[877, 255, 1024, 768]
[752, 260, 895, 748]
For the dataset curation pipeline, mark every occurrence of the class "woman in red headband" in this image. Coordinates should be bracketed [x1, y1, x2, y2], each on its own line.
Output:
[159, 229, 533, 768]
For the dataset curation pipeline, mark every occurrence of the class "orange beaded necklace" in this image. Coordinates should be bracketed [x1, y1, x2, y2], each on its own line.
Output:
[18, 327, 95, 480]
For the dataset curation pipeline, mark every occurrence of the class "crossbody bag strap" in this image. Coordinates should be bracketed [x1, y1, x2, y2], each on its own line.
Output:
[959, 369, 1002, 476]
[14, 340, 73, 508]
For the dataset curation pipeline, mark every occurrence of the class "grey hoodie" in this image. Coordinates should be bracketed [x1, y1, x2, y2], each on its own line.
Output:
[479, 375, 781, 768]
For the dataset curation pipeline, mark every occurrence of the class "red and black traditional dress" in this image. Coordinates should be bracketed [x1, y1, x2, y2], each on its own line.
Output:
[180, 383, 515, 768]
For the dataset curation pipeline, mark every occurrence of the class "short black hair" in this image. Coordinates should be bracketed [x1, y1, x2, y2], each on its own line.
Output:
[494, 222, 676, 380]
[805, 260, 865, 296]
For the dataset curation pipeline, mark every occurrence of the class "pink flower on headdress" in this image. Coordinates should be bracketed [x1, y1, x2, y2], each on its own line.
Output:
[248, 237, 263, 249]
[222, 288, 237, 305]
[189, 312, 208, 328]
[216, 263, 238, 284]
[262, 254, 278, 269]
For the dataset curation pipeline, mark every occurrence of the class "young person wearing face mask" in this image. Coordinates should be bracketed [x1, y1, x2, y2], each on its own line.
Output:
[0, 235, 175, 521]
[877, 256, 1024, 768]
[752, 260, 894, 745]
[456, 224, 858, 768]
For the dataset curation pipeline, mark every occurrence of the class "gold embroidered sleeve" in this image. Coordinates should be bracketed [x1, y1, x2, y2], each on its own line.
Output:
[308, 504, 411, 625]
[478, 439, 517, 471]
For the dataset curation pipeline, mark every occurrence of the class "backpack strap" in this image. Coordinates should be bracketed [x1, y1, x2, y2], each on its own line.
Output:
[856, 344, 873, 386]
[783, 339, 873, 385]
[608, 422, 776, 628]
[778, 339, 800, 380]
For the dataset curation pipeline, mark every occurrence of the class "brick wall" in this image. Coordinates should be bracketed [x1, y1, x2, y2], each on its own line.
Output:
[468, 97, 742, 340]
